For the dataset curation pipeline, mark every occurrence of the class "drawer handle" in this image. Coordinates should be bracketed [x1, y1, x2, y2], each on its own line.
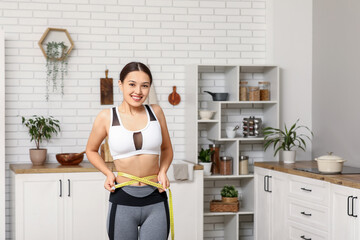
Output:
[300, 187, 312, 192]
[300, 211, 312, 216]
[300, 235, 311, 240]
[59, 179, 62, 197]
[348, 196, 352, 216]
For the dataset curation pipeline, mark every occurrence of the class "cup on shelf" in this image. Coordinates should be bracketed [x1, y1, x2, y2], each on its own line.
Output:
[226, 127, 236, 138]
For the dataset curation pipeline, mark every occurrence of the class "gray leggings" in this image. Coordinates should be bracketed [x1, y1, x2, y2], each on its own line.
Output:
[107, 185, 170, 240]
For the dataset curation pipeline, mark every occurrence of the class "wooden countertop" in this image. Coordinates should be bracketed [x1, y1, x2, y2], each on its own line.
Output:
[10, 162, 204, 174]
[255, 161, 360, 189]
[10, 162, 116, 174]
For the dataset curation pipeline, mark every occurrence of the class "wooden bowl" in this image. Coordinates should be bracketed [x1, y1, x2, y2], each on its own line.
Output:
[56, 153, 84, 165]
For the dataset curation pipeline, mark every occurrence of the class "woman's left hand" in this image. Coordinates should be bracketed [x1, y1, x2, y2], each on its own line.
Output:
[157, 171, 169, 193]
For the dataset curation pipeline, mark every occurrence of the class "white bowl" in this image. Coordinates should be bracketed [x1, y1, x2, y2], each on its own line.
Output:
[199, 110, 215, 120]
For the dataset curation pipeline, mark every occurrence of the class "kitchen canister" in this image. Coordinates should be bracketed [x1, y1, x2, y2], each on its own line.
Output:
[220, 156, 233, 175]
[239, 155, 249, 175]
[209, 144, 220, 174]
[259, 81, 270, 101]
[240, 81, 248, 101]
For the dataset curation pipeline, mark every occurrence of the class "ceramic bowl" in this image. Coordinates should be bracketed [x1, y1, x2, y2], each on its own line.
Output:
[199, 110, 216, 120]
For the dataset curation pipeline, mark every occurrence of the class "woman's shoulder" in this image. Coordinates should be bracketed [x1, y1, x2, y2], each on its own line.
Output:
[149, 104, 166, 122]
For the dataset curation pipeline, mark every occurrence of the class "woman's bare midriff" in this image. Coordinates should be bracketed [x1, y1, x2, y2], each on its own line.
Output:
[113, 154, 160, 186]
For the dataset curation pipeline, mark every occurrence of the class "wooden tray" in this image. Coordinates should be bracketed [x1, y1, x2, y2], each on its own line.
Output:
[210, 200, 239, 212]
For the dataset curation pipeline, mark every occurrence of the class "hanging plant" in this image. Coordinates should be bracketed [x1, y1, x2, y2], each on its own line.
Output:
[45, 41, 69, 101]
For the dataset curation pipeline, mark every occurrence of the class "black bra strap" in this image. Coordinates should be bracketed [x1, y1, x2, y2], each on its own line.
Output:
[145, 105, 156, 121]
[112, 107, 120, 126]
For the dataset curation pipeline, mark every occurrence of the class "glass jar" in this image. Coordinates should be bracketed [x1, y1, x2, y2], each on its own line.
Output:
[248, 86, 260, 101]
[209, 144, 220, 174]
[239, 155, 249, 175]
[239, 81, 248, 101]
[220, 156, 233, 175]
[259, 81, 270, 101]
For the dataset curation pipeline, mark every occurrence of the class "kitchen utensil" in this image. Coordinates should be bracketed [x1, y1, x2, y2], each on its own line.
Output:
[204, 91, 229, 101]
[315, 152, 346, 173]
[100, 69, 113, 105]
[168, 86, 181, 106]
[199, 110, 216, 120]
[226, 127, 236, 138]
[56, 152, 84, 165]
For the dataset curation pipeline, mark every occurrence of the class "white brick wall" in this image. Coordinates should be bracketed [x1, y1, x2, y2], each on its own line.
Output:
[1, 0, 267, 239]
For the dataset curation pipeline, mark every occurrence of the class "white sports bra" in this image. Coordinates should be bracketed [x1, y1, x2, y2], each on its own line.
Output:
[108, 104, 162, 160]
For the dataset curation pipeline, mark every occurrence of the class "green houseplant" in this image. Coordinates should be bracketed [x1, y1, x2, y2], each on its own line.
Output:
[221, 185, 238, 203]
[263, 119, 313, 163]
[21, 115, 61, 165]
[45, 41, 69, 101]
[198, 148, 214, 176]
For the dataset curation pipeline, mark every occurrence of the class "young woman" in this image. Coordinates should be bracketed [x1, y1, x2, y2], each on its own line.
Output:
[86, 62, 173, 240]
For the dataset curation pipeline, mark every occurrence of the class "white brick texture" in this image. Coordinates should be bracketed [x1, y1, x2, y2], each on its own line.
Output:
[1, 0, 267, 239]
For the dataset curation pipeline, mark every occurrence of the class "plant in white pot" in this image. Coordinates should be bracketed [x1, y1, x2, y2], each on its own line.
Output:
[21, 115, 61, 165]
[263, 119, 313, 164]
[198, 148, 214, 176]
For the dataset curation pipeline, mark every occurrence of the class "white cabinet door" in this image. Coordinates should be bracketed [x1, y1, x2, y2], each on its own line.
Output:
[15, 173, 64, 240]
[255, 167, 288, 240]
[254, 167, 271, 240]
[64, 172, 109, 240]
[270, 170, 288, 240]
[331, 184, 356, 240]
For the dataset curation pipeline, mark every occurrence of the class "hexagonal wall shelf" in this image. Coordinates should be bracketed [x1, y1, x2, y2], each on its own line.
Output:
[38, 28, 74, 59]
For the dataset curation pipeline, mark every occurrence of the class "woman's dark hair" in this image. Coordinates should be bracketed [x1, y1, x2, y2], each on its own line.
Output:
[119, 62, 153, 85]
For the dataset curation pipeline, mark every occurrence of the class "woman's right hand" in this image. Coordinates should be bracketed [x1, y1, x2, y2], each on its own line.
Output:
[105, 173, 116, 193]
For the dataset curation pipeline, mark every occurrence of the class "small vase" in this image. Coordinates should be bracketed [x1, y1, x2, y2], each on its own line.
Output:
[199, 162, 212, 176]
[281, 150, 296, 164]
[29, 148, 47, 165]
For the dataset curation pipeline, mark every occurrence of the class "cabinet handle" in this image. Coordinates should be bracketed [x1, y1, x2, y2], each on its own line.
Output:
[264, 175, 268, 192]
[59, 179, 62, 197]
[348, 196, 352, 216]
[352, 196, 357, 217]
[267, 175, 272, 193]
[68, 179, 71, 197]
[300, 211, 312, 216]
[300, 187, 312, 192]
[300, 235, 311, 240]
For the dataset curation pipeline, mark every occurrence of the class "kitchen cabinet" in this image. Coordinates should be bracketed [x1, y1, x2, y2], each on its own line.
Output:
[11, 171, 109, 240]
[254, 167, 288, 240]
[185, 65, 280, 239]
[331, 184, 360, 240]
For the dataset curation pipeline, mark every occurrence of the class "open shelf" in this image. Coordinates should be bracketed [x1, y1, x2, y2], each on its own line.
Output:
[204, 209, 254, 216]
[204, 174, 254, 179]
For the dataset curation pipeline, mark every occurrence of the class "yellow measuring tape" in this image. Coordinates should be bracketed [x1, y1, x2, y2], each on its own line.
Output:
[113, 172, 175, 240]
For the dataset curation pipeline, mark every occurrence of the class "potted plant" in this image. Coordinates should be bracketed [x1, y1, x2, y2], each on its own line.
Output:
[198, 148, 214, 176]
[263, 119, 313, 163]
[21, 115, 61, 165]
[45, 41, 69, 101]
[221, 185, 239, 203]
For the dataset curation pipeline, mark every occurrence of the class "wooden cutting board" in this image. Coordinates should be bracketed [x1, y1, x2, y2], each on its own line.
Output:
[100, 69, 113, 105]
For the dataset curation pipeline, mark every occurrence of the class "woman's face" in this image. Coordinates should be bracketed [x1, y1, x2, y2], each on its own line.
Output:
[118, 71, 151, 107]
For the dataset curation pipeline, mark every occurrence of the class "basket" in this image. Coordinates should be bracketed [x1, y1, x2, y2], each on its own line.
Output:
[210, 200, 239, 212]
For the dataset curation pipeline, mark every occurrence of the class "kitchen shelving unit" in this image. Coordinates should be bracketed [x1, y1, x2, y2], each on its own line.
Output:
[185, 65, 279, 240]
